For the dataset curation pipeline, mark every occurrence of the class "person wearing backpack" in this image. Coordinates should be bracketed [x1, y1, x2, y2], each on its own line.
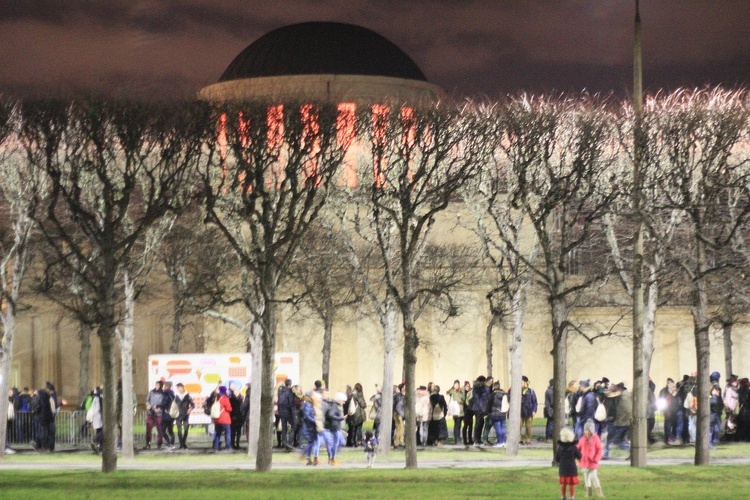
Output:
[415, 385, 431, 446]
[487, 381, 509, 448]
[174, 383, 194, 450]
[520, 376, 537, 446]
[577, 380, 597, 438]
[470, 376, 489, 446]
[683, 375, 698, 444]
[324, 392, 346, 465]
[211, 386, 232, 451]
[427, 385, 448, 446]
[160, 381, 176, 450]
[347, 383, 367, 447]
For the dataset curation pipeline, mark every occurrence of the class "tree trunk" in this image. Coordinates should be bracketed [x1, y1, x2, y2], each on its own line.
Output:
[485, 315, 496, 379]
[402, 321, 418, 469]
[377, 304, 397, 457]
[99, 324, 119, 472]
[246, 322, 262, 461]
[551, 298, 568, 466]
[169, 278, 182, 354]
[631, 220, 647, 467]
[693, 241, 711, 466]
[505, 285, 527, 456]
[256, 285, 277, 472]
[119, 273, 136, 459]
[78, 323, 92, 406]
[0, 307, 15, 460]
[723, 322, 733, 381]
[321, 309, 333, 387]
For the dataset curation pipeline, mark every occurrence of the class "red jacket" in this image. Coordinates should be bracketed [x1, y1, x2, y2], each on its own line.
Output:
[577, 432, 603, 469]
[214, 395, 232, 425]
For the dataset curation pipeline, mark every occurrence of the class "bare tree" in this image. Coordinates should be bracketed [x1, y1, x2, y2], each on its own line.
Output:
[351, 101, 490, 468]
[493, 95, 619, 463]
[648, 88, 750, 465]
[287, 221, 361, 387]
[200, 100, 347, 471]
[0, 100, 46, 460]
[21, 98, 207, 472]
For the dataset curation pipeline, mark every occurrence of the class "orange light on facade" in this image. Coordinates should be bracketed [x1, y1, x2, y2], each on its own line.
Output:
[301, 104, 321, 187]
[371, 104, 390, 187]
[337, 102, 357, 188]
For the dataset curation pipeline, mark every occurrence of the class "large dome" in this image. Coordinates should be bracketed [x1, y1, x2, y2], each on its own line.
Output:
[219, 22, 428, 83]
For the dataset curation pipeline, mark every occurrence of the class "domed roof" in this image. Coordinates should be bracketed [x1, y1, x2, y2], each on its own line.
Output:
[219, 22, 428, 83]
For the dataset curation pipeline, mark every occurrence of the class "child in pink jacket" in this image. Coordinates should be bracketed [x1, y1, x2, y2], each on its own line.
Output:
[577, 419, 604, 498]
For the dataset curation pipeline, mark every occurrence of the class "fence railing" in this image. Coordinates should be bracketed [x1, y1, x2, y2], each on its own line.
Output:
[6, 410, 216, 449]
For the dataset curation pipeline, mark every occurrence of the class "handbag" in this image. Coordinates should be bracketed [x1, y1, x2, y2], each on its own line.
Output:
[447, 398, 461, 417]
[594, 401, 607, 422]
[86, 406, 94, 423]
[7, 403, 14, 421]
[368, 405, 378, 421]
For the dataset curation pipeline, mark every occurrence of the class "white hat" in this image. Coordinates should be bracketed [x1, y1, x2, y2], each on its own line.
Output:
[335, 392, 347, 403]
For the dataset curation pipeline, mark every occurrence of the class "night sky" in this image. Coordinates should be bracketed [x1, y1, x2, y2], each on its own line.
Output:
[2, 0, 749, 100]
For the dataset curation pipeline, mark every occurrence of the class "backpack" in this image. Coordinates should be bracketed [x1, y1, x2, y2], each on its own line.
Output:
[594, 399, 607, 422]
[210, 398, 223, 419]
[432, 402, 444, 421]
[575, 394, 584, 414]
[169, 399, 180, 419]
[203, 394, 215, 416]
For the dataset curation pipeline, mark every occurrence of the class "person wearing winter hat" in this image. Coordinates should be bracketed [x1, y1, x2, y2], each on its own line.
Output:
[555, 426, 581, 500]
[211, 386, 232, 451]
[577, 419, 604, 498]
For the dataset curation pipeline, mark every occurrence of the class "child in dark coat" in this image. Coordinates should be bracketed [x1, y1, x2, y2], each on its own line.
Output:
[555, 426, 582, 500]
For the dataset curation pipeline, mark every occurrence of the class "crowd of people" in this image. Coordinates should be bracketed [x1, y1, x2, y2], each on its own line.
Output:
[7, 369, 750, 461]
[5, 382, 63, 455]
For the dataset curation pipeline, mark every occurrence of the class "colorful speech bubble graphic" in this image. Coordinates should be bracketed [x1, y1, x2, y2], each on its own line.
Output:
[280, 356, 294, 364]
[184, 383, 202, 395]
[200, 358, 216, 367]
[204, 373, 221, 384]
[229, 356, 241, 364]
[228, 367, 246, 378]
[166, 360, 192, 379]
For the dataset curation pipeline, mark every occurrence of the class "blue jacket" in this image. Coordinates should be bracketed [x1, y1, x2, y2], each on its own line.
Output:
[300, 401, 318, 442]
[578, 390, 598, 423]
[471, 383, 490, 415]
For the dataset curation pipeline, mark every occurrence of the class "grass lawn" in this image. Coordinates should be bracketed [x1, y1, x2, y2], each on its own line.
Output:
[0, 465, 746, 498]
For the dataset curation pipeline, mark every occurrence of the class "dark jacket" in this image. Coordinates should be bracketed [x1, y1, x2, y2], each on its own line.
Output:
[544, 385, 554, 418]
[521, 387, 538, 418]
[229, 391, 243, 423]
[430, 393, 447, 420]
[555, 440, 582, 477]
[277, 386, 296, 419]
[471, 382, 490, 415]
[578, 389, 597, 423]
[161, 389, 175, 421]
[175, 392, 195, 421]
[324, 401, 345, 431]
[393, 392, 405, 418]
[487, 389, 508, 420]
[31, 389, 54, 424]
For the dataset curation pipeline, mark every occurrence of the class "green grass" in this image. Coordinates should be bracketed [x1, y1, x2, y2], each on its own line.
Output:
[0, 466, 746, 498]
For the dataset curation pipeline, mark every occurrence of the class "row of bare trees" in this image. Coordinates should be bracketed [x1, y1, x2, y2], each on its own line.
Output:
[0, 88, 748, 471]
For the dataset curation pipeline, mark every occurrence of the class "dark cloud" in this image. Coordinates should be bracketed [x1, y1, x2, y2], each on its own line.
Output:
[1, 0, 748, 100]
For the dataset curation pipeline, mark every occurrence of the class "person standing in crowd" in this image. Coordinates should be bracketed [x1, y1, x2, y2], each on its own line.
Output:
[565, 380, 579, 427]
[577, 419, 604, 498]
[160, 381, 176, 451]
[393, 383, 405, 449]
[683, 375, 698, 444]
[576, 380, 597, 438]
[89, 387, 103, 454]
[17, 387, 31, 443]
[212, 385, 232, 451]
[277, 379, 296, 450]
[520, 376, 537, 446]
[229, 382, 244, 450]
[300, 391, 319, 465]
[646, 379, 657, 444]
[174, 383, 194, 450]
[487, 381, 508, 448]
[5, 388, 17, 454]
[471, 376, 489, 447]
[544, 379, 554, 443]
[463, 381, 474, 445]
[415, 385, 431, 446]
[45, 382, 59, 451]
[369, 384, 382, 439]
[555, 426, 581, 500]
[659, 378, 678, 443]
[610, 382, 632, 452]
[30, 386, 54, 452]
[427, 385, 448, 446]
[324, 392, 346, 465]
[446, 380, 465, 445]
[709, 376, 723, 447]
[348, 383, 367, 447]
[737, 378, 750, 441]
[240, 383, 251, 445]
[723, 375, 739, 440]
[144, 380, 164, 450]
[480, 376, 495, 446]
